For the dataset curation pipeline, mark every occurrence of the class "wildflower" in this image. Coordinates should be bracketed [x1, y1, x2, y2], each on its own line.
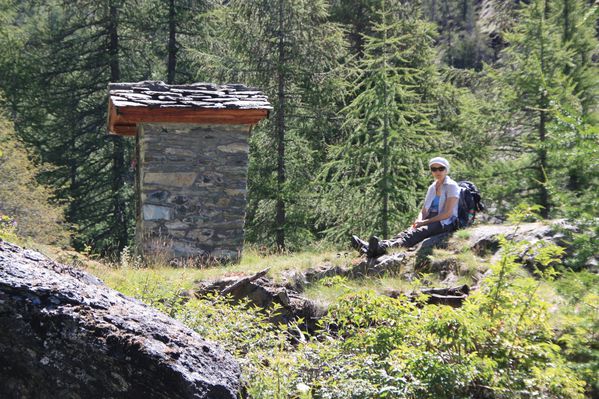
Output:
[296, 383, 310, 394]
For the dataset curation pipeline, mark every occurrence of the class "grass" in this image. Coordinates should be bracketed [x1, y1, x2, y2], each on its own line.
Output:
[28, 232, 498, 309]
[303, 274, 423, 307]
[454, 229, 472, 240]
[20, 225, 512, 310]
[66, 246, 354, 296]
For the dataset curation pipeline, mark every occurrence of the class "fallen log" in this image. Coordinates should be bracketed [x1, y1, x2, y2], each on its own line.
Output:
[421, 284, 470, 297]
[418, 284, 470, 307]
[385, 285, 471, 308]
[426, 293, 469, 307]
[221, 267, 270, 296]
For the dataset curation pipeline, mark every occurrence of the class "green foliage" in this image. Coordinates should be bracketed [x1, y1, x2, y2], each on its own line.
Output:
[554, 271, 599, 398]
[0, 214, 19, 243]
[423, 0, 494, 70]
[431, 74, 493, 174]
[303, 216, 584, 398]
[319, 1, 441, 241]
[107, 212, 588, 398]
[488, 0, 578, 217]
[482, 0, 598, 219]
[2, 0, 139, 255]
[557, 0, 599, 119]
[205, 0, 348, 250]
[0, 0, 595, 254]
[564, 222, 599, 272]
[129, 0, 213, 84]
[0, 112, 68, 245]
[550, 111, 599, 219]
[1, 1, 597, 393]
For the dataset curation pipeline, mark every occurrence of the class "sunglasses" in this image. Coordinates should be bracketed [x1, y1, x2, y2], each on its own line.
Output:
[430, 166, 446, 172]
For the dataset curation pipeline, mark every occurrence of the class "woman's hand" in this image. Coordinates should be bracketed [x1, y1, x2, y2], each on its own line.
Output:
[412, 220, 426, 229]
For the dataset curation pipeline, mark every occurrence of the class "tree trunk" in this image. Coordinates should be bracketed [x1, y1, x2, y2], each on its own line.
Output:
[275, 0, 286, 250]
[562, 0, 572, 42]
[442, 0, 453, 65]
[562, 0, 580, 191]
[108, 0, 128, 251]
[537, 0, 550, 219]
[381, 0, 389, 239]
[538, 102, 550, 219]
[68, 136, 77, 225]
[167, 0, 177, 84]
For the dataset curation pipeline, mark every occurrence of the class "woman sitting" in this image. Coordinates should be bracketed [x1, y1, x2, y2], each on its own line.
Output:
[351, 157, 460, 258]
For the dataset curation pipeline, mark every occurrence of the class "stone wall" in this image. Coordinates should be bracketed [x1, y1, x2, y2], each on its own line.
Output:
[136, 123, 251, 262]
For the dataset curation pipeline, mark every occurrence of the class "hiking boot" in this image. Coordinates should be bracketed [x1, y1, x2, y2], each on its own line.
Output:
[350, 235, 368, 252]
[367, 236, 387, 258]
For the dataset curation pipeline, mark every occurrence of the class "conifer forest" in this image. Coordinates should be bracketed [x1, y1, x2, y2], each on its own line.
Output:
[0, 0, 598, 398]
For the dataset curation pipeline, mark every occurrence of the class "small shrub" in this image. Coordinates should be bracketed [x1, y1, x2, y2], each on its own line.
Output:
[454, 229, 471, 240]
[0, 114, 68, 245]
[0, 213, 18, 242]
[554, 271, 599, 398]
[320, 275, 348, 287]
[95, 205, 587, 398]
[118, 246, 143, 269]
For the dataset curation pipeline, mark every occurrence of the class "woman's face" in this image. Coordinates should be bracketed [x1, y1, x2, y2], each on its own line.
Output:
[430, 163, 448, 180]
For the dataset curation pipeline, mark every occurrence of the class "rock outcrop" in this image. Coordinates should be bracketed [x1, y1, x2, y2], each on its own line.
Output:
[0, 241, 240, 399]
[195, 269, 326, 332]
[192, 221, 584, 332]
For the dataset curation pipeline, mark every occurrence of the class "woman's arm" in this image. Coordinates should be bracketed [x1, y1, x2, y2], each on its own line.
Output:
[413, 207, 428, 227]
[414, 197, 458, 227]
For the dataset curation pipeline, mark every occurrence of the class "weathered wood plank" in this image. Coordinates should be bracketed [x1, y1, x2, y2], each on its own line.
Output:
[111, 124, 137, 136]
[108, 99, 269, 135]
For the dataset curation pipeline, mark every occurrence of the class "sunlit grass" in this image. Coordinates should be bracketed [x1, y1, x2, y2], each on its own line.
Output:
[303, 274, 420, 307]
[79, 245, 352, 294]
[29, 226, 506, 309]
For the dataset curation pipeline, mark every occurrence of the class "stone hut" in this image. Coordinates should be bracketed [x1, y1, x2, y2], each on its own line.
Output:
[107, 81, 271, 262]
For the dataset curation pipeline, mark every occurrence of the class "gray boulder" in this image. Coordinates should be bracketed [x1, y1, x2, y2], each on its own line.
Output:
[467, 220, 579, 257]
[0, 241, 240, 399]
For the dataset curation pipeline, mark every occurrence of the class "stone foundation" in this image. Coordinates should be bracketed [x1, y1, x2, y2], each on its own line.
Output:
[136, 123, 251, 262]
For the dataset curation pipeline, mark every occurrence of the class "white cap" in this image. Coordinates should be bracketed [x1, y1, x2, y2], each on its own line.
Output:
[428, 157, 450, 172]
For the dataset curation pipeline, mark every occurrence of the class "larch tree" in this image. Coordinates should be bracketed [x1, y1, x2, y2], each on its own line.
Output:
[13, 0, 142, 254]
[220, 0, 347, 250]
[132, 0, 213, 84]
[319, 1, 442, 242]
[556, 0, 598, 193]
[493, 0, 580, 218]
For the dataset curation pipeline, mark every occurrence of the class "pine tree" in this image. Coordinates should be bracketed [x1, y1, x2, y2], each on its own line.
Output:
[132, 0, 213, 84]
[0, 0, 41, 116]
[477, 0, 522, 62]
[10, 0, 141, 254]
[216, 0, 347, 250]
[319, 1, 441, 242]
[419, 0, 494, 69]
[558, 0, 598, 117]
[492, 0, 580, 218]
[555, 0, 598, 193]
[329, 0, 386, 56]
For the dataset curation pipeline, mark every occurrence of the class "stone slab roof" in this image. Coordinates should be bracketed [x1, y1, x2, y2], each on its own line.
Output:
[107, 81, 271, 136]
[109, 81, 272, 110]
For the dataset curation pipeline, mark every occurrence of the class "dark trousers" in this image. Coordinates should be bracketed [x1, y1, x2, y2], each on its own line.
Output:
[380, 220, 455, 250]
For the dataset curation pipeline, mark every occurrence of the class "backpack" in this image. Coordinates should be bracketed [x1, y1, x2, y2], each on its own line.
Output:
[456, 181, 484, 228]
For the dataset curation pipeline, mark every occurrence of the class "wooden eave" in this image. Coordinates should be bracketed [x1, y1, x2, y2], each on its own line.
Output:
[107, 98, 270, 136]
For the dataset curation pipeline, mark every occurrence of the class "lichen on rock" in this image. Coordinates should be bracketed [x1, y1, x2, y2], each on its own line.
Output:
[0, 240, 240, 399]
